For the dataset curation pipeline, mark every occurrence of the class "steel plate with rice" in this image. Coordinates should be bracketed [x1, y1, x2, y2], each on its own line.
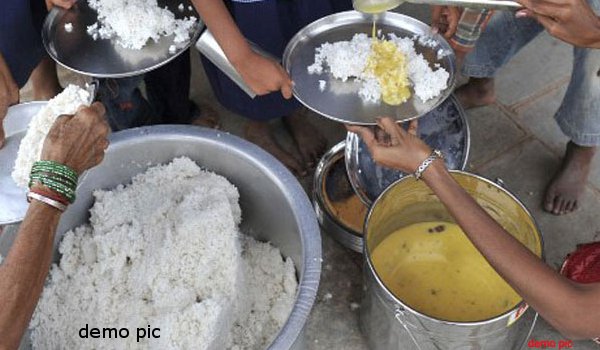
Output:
[282, 11, 456, 125]
[42, 0, 203, 78]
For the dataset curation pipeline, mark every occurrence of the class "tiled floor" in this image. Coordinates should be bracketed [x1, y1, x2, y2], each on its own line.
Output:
[14, 6, 600, 350]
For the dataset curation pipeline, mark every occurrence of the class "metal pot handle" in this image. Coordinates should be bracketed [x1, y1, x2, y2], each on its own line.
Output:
[394, 306, 424, 350]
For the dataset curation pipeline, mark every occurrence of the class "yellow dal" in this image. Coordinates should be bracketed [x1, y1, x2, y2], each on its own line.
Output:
[371, 222, 521, 322]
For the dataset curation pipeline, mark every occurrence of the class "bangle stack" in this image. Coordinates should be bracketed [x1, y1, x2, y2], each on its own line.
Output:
[27, 161, 79, 210]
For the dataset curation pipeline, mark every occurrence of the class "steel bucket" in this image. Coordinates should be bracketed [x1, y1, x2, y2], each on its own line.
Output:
[361, 171, 543, 350]
[1, 125, 321, 350]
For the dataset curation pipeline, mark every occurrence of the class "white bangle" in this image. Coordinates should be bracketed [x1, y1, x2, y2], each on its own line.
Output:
[27, 192, 68, 212]
[414, 149, 443, 180]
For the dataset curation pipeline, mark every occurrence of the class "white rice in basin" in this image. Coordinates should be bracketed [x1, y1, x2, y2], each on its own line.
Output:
[29, 157, 297, 350]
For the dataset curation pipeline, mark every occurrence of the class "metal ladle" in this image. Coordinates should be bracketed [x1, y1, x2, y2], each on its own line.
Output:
[353, 0, 521, 11]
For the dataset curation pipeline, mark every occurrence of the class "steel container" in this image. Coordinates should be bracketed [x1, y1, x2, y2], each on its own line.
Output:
[313, 141, 368, 252]
[361, 171, 543, 350]
[1, 126, 321, 350]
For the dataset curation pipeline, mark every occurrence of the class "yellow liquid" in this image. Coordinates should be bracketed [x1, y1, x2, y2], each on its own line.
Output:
[365, 39, 411, 105]
[354, 1, 400, 13]
[371, 222, 522, 322]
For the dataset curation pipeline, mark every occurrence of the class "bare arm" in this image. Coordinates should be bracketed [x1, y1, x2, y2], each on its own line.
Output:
[191, 0, 293, 98]
[348, 118, 600, 340]
[0, 203, 61, 349]
[0, 103, 109, 349]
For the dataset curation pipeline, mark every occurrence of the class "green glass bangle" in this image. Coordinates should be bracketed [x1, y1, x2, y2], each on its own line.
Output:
[29, 176, 76, 203]
[31, 167, 78, 184]
[32, 171, 77, 189]
[31, 168, 78, 184]
[31, 161, 78, 182]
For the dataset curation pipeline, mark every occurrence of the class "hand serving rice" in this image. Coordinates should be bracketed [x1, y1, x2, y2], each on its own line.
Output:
[307, 33, 450, 105]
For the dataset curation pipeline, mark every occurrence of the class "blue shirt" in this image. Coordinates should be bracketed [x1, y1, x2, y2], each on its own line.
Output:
[0, 0, 45, 87]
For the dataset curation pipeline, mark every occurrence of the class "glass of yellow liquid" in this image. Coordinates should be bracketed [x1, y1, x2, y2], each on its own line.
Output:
[353, 0, 403, 13]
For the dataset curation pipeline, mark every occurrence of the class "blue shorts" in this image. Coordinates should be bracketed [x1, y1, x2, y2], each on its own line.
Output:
[0, 0, 46, 88]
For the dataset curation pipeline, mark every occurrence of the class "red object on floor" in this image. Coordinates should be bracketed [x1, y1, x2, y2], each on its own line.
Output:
[560, 242, 600, 344]
[561, 242, 600, 284]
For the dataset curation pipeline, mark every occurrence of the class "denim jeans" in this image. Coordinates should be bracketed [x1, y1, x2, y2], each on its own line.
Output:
[97, 51, 192, 131]
[462, 2, 600, 147]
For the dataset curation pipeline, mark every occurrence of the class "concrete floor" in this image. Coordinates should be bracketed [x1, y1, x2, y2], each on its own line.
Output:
[15, 5, 600, 350]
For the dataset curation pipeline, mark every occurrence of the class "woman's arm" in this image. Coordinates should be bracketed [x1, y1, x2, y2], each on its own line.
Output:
[348, 118, 600, 340]
[0, 103, 109, 349]
[191, 0, 293, 98]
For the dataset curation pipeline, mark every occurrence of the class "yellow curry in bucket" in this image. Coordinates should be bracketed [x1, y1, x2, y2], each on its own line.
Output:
[371, 222, 522, 322]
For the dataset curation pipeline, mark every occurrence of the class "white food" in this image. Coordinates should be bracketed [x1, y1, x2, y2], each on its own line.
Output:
[86, 0, 197, 50]
[12, 85, 90, 188]
[29, 157, 297, 350]
[178, 3, 184, 11]
[318, 80, 326, 91]
[169, 44, 177, 54]
[307, 33, 449, 103]
[64, 23, 73, 33]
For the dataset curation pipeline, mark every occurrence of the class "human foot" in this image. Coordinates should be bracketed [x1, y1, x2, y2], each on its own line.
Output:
[244, 121, 307, 177]
[283, 108, 328, 168]
[544, 142, 596, 215]
[455, 77, 496, 109]
[190, 101, 220, 129]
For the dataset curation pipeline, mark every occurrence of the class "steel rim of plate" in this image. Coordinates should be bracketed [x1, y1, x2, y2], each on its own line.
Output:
[42, 1, 204, 78]
[282, 10, 457, 125]
[345, 94, 470, 206]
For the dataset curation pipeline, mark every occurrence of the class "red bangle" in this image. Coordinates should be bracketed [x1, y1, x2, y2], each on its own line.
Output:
[29, 186, 70, 206]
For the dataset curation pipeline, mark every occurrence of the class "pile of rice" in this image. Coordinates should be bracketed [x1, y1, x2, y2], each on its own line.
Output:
[307, 33, 449, 103]
[12, 85, 90, 188]
[29, 157, 297, 350]
[86, 0, 198, 50]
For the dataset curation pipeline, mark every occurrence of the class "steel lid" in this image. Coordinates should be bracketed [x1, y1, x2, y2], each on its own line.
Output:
[345, 94, 470, 206]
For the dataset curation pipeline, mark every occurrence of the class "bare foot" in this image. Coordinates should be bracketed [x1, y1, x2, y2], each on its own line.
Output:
[190, 101, 220, 129]
[244, 121, 307, 177]
[30, 57, 62, 100]
[455, 77, 496, 110]
[544, 142, 596, 215]
[283, 108, 328, 168]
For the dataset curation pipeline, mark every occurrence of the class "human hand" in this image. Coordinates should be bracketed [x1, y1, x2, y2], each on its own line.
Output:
[431, 6, 461, 39]
[45, 0, 76, 9]
[346, 117, 432, 173]
[516, 0, 600, 48]
[233, 51, 293, 99]
[0, 55, 20, 149]
[41, 102, 110, 175]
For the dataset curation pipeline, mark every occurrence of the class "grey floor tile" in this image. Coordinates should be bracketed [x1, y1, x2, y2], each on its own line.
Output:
[531, 318, 598, 350]
[513, 85, 569, 154]
[494, 33, 572, 107]
[479, 140, 600, 268]
[306, 234, 368, 350]
[512, 83, 600, 195]
[466, 104, 528, 169]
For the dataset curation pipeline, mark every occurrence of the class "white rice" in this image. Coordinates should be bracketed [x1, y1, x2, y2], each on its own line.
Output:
[86, 0, 197, 50]
[12, 85, 90, 188]
[318, 80, 327, 91]
[29, 157, 297, 350]
[307, 33, 449, 103]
